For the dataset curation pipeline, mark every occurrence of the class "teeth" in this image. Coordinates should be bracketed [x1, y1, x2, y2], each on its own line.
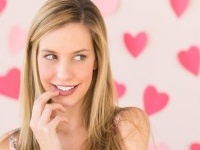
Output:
[56, 85, 75, 92]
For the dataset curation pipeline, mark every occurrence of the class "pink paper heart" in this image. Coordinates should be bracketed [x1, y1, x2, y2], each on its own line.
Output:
[148, 142, 169, 150]
[0, 0, 6, 13]
[190, 143, 200, 150]
[9, 25, 27, 54]
[178, 46, 200, 76]
[115, 81, 126, 99]
[124, 32, 148, 58]
[93, 0, 120, 16]
[144, 86, 169, 116]
[170, 0, 189, 17]
[0, 68, 20, 100]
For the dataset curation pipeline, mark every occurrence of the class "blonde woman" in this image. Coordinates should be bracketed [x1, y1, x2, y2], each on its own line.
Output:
[0, 0, 150, 149]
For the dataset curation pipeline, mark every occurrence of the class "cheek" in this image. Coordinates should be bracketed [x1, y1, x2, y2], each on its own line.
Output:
[38, 61, 54, 83]
[76, 63, 94, 82]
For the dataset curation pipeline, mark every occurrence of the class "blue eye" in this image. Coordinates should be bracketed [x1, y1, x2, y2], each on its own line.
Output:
[74, 55, 86, 61]
[44, 54, 57, 60]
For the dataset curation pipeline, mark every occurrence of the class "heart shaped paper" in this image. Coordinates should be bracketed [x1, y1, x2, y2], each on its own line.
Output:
[124, 32, 148, 58]
[190, 143, 200, 150]
[9, 25, 27, 55]
[115, 81, 126, 99]
[0, 0, 6, 13]
[170, 0, 189, 17]
[92, 0, 120, 16]
[144, 85, 169, 115]
[0, 68, 20, 100]
[178, 46, 200, 76]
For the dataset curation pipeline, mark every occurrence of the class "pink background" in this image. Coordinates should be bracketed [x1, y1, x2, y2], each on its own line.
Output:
[0, 0, 200, 149]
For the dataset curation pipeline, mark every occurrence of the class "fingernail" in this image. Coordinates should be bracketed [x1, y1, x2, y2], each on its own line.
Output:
[53, 90, 59, 94]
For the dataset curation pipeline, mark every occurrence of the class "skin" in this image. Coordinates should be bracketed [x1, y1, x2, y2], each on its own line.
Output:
[116, 107, 150, 149]
[30, 23, 96, 150]
[0, 23, 150, 150]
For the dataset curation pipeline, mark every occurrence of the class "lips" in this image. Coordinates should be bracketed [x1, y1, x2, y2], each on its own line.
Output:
[53, 84, 78, 96]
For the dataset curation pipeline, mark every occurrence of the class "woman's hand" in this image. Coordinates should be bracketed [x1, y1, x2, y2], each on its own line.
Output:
[30, 91, 67, 150]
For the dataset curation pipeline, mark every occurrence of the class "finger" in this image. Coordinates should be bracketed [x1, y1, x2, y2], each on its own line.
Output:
[48, 116, 68, 133]
[31, 91, 59, 124]
[32, 91, 59, 115]
[35, 90, 59, 107]
[39, 103, 66, 126]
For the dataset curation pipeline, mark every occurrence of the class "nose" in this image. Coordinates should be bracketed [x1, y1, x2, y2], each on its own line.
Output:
[56, 60, 73, 81]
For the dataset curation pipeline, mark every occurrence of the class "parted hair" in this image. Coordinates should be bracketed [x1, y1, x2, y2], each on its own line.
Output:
[19, 0, 123, 149]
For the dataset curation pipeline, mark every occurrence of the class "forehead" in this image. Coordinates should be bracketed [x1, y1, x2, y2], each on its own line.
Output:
[39, 23, 93, 51]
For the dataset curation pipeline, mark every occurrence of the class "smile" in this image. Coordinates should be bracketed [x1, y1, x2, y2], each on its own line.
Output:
[56, 85, 75, 92]
[53, 84, 79, 96]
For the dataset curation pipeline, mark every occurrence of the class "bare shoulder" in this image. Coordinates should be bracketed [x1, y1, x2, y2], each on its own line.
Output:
[0, 128, 20, 150]
[115, 106, 150, 129]
[115, 107, 150, 150]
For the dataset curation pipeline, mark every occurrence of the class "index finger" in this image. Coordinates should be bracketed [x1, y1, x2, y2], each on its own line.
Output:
[31, 91, 59, 119]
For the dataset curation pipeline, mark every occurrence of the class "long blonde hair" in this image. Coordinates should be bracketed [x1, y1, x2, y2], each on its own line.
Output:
[19, 0, 122, 149]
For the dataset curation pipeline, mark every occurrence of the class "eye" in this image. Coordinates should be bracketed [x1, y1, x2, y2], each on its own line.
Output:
[74, 55, 86, 61]
[44, 54, 57, 60]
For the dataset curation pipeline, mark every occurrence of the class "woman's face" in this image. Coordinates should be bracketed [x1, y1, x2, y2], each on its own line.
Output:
[37, 23, 96, 107]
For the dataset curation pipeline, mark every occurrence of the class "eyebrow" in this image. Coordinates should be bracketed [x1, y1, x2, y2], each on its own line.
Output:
[74, 49, 89, 54]
[40, 48, 90, 54]
[40, 49, 56, 53]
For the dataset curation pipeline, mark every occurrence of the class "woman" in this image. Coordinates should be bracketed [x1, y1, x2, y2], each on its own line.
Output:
[0, 0, 150, 149]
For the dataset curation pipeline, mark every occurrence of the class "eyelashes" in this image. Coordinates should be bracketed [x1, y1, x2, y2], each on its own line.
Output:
[73, 55, 87, 61]
[43, 54, 87, 61]
[44, 54, 57, 60]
